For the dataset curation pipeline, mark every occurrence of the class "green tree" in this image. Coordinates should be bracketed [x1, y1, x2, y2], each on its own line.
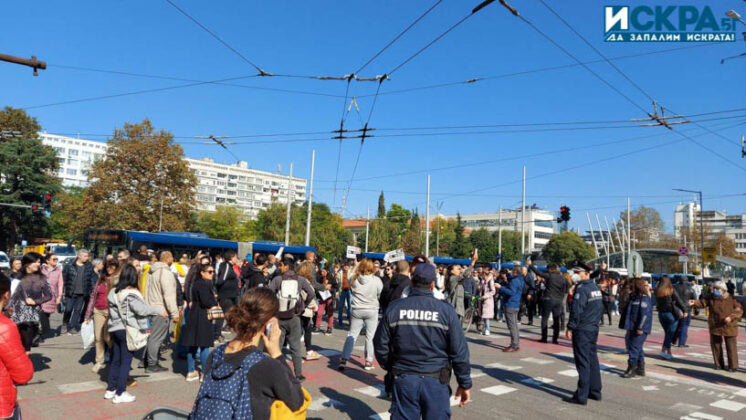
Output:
[0, 107, 61, 252]
[542, 231, 596, 266]
[494, 230, 523, 262]
[469, 228, 497, 263]
[618, 205, 665, 243]
[377, 191, 386, 218]
[196, 206, 253, 240]
[369, 219, 398, 252]
[47, 186, 85, 240]
[448, 213, 471, 258]
[77, 119, 197, 232]
[429, 217, 457, 257]
[401, 209, 423, 255]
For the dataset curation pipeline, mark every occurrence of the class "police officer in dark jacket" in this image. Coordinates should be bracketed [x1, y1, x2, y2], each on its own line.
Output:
[374, 263, 472, 419]
[529, 262, 569, 343]
[565, 261, 603, 405]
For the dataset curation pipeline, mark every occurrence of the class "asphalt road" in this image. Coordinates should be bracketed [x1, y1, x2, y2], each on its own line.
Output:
[16, 312, 746, 420]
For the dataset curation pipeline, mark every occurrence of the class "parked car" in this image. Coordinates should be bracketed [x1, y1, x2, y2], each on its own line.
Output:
[0, 251, 10, 274]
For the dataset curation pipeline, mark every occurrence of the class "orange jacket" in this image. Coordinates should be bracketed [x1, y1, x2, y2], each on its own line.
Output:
[0, 314, 33, 417]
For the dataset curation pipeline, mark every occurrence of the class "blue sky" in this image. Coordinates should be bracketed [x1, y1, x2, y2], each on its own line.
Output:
[2, 0, 745, 233]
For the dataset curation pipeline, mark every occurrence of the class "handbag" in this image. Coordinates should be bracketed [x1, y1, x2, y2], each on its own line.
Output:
[114, 291, 150, 351]
[207, 305, 225, 321]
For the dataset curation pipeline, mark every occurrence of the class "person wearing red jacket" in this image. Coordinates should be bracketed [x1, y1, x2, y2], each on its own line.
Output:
[0, 272, 34, 419]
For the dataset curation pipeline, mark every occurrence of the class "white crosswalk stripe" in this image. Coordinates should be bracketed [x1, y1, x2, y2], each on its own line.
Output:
[709, 399, 746, 412]
[520, 357, 553, 365]
[480, 385, 517, 396]
[355, 384, 387, 398]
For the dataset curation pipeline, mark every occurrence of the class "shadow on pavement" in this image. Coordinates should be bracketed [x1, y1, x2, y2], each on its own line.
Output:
[316, 386, 379, 419]
[472, 362, 573, 400]
[29, 353, 51, 372]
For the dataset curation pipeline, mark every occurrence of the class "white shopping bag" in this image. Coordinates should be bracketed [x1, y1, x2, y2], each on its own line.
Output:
[81, 321, 95, 350]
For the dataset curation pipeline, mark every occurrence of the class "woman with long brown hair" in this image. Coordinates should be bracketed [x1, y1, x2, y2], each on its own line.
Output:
[85, 259, 120, 373]
[338, 259, 383, 371]
[654, 276, 688, 360]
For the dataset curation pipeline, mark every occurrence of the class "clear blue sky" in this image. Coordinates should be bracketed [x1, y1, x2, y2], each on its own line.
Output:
[3, 0, 745, 233]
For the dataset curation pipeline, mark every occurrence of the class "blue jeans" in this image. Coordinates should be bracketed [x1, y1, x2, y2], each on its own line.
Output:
[672, 314, 691, 346]
[658, 312, 678, 350]
[107, 330, 134, 396]
[337, 289, 351, 324]
[64, 294, 86, 333]
[187, 346, 210, 373]
[391, 374, 451, 420]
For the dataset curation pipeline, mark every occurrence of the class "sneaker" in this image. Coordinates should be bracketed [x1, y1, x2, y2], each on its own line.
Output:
[312, 327, 323, 334]
[304, 351, 321, 361]
[296, 374, 306, 382]
[325, 328, 333, 335]
[104, 390, 116, 400]
[91, 363, 104, 373]
[145, 365, 168, 373]
[112, 391, 136, 404]
[186, 372, 200, 382]
[484, 330, 491, 336]
[364, 362, 374, 371]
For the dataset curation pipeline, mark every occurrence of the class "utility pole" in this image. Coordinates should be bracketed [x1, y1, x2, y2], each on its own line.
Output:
[284, 163, 293, 245]
[627, 197, 632, 264]
[365, 208, 370, 253]
[498, 206, 503, 267]
[0, 53, 46, 75]
[683, 234, 688, 274]
[520, 166, 526, 262]
[425, 175, 431, 259]
[587, 212, 600, 258]
[435, 201, 444, 256]
[158, 196, 164, 232]
[305, 151, 315, 246]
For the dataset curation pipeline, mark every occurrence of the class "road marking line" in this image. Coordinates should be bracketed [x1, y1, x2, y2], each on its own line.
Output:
[558, 369, 578, 377]
[370, 413, 391, 420]
[682, 412, 722, 420]
[521, 377, 554, 386]
[520, 357, 553, 365]
[480, 385, 517, 396]
[57, 380, 104, 394]
[484, 362, 522, 371]
[642, 385, 659, 391]
[471, 370, 487, 378]
[670, 403, 702, 412]
[308, 396, 343, 411]
[355, 385, 387, 398]
[734, 389, 746, 397]
[710, 399, 746, 412]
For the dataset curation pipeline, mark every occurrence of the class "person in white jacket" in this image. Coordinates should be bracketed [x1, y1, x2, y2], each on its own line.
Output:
[338, 259, 383, 372]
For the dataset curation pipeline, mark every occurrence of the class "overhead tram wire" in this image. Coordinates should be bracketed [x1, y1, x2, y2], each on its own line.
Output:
[23, 74, 260, 110]
[357, 44, 715, 98]
[386, 0, 498, 77]
[534, 0, 746, 169]
[354, 0, 443, 75]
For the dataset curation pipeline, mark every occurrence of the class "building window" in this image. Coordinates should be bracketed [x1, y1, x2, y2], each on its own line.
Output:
[67, 159, 78, 166]
[68, 149, 78, 156]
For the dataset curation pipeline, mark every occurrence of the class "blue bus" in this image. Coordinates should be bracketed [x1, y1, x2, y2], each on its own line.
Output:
[361, 252, 475, 267]
[82, 229, 316, 261]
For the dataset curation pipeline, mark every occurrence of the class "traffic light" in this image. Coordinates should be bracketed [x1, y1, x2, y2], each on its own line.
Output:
[31, 204, 40, 212]
[560, 206, 571, 222]
[43, 193, 52, 211]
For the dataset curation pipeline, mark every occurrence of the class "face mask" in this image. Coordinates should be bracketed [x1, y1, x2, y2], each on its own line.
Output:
[713, 289, 722, 297]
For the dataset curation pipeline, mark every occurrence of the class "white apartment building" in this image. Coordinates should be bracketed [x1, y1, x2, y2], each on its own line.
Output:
[40, 133, 108, 187]
[41, 133, 308, 219]
[187, 158, 307, 219]
[442, 206, 557, 253]
[674, 202, 746, 256]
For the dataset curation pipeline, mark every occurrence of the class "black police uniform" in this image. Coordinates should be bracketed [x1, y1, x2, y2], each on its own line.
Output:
[374, 287, 471, 419]
[567, 277, 603, 404]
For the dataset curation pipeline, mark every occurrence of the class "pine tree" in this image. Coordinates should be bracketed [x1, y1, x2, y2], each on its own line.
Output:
[377, 191, 386, 218]
[448, 213, 471, 258]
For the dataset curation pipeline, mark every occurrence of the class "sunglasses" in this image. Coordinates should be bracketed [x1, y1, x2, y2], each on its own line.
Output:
[50, 258, 58, 262]
[204, 270, 215, 274]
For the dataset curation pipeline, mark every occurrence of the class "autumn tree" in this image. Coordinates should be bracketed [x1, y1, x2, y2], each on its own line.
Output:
[709, 234, 737, 258]
[47, 186, 86, 240]
[0, 107, 61, 252]
[618, 205, 664, 243]
[401, 209, 423, 255]
[77, 120, 197, 232]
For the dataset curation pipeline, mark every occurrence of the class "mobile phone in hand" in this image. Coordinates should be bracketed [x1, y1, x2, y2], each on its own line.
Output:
[265, 322, 272, 337]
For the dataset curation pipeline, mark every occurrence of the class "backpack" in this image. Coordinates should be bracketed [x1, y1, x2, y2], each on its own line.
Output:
[277, 273, 301, 314]
[189, 345, 267, 420]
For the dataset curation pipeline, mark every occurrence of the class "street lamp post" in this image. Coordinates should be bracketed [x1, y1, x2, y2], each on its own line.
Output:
[673, 188, 705, 276]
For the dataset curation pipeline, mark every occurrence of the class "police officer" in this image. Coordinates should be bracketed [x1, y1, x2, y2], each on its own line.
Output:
[374, 262, 471, 419]
[564, 261, 603, 405]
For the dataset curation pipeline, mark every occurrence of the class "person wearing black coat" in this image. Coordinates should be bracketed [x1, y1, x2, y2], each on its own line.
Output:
[241, 254, 269, 291]
[180, 264, 218, 382]
[61, 251, 96, 334]
[380, 261, 411, 312]
[214, 251, 241, 341]
[673, 277, 698, 348]
[654, 276, 689, 360]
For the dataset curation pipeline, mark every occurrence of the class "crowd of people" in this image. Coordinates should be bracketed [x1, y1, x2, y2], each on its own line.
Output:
[0, 244, 744, 419]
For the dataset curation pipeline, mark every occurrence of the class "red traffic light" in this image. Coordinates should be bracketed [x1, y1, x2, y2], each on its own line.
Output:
[44, 194, 52, 200]
[560, 206, 567, 212]
[31, 204, 39, 211]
